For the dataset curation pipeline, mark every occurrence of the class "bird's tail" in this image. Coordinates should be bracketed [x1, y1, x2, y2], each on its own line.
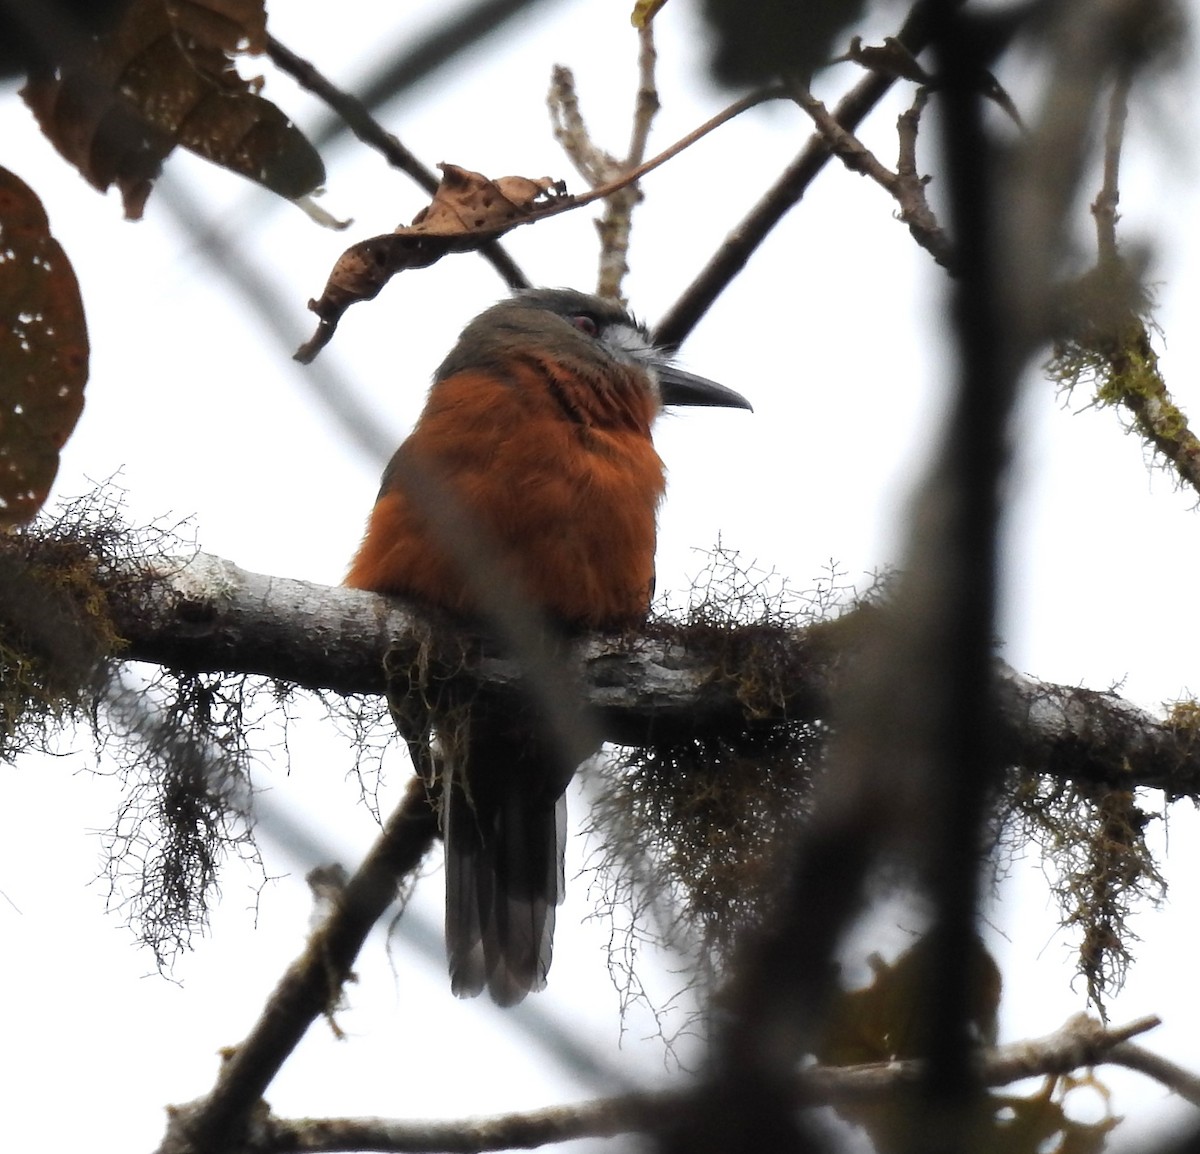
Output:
[443, 718, 569, 1006]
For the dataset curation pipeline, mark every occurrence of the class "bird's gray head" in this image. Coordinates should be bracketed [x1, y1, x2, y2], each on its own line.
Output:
[435, 288, 752, 412]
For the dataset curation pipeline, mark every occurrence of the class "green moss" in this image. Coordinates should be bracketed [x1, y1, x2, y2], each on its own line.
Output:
[0, 489, 131, 759]
[996, 774, 1165, 1014]
[583, 548, 861, 1013]
[1048, 256, 1200, 481]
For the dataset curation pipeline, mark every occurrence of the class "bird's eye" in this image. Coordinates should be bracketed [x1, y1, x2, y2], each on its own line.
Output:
[570, 314, 599, 337]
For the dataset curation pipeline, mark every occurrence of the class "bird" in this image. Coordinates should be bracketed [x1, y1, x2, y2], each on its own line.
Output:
[345, 287, 751, 1005]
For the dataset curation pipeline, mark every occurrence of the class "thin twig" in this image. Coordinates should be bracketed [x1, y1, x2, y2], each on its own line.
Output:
[255, 1014, 1177, 1153]
[895, 88, 955, 269]
[790, 83, 900, 192]
[1092, 71, 1129, 264]
[1109, 1042, 1200, 1106]
[549, 66, 610, 186]
[653, 0, 938, 348]
[550, 85, 788, 215]
[627, 24, 660, 169]
[792, 79, 955, 270]
[547, 25, 666, 299]
[266, 35, 440, 193]
[595, 23, 659, 299]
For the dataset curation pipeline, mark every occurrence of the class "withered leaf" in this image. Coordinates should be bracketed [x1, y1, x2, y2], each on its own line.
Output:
[816, 934, 1005, 1154]
[0, 168, 89, 527]
[296, 164, 568, 363]
[22, 68, 172, 220]
[817, 933, 1001, 1067]
[21, 0, 321, 219]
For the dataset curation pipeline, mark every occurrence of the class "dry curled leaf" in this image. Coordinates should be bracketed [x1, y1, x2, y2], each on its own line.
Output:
[0, 168, 89, 527]
[296, 163, 569, 363]
[818, 933, 1002, 1068]
[21, 0, 321, 219]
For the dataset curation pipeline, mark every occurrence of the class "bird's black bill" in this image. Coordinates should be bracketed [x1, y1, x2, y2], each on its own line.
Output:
[657, 364, 752, 411]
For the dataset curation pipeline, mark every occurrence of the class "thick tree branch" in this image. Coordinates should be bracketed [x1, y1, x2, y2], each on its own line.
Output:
[97, 551, 1200, 797]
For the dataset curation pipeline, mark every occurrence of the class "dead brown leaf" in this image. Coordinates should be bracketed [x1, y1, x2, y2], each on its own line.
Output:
[296, 164, 569, 363]
[0, 168, 89, 527]
[22, 0, 321, 219]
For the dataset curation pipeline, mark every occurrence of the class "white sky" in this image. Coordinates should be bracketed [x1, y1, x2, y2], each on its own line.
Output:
[3, 0, 1200, 1148]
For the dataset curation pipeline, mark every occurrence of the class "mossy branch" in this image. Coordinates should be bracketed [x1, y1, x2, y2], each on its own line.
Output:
[1049, 72, 1200, 495]
[6, 526, 1200, 797]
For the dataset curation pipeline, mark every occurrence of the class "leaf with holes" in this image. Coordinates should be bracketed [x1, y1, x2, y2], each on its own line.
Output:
[297, 164, 568, 363]
[21, 0, 321, 219]
[0, 168, 89, 527]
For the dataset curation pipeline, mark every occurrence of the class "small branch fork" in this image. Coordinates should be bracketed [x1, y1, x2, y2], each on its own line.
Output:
[268, 13, 947, 338]
[548, 23, 662, 300]
[163, 1013, 1199, 1154]
[791, 81, 955, 272]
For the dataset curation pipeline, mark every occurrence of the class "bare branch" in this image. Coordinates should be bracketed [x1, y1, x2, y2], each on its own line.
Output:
[654, 0, 938, 348]
[1109, 1041, 1200, 1106]
[627, 25, 660, 170]
[266, 35, 440, 194]
[1058, 70, 1200, 497]
[791, 82, 955, 271]
[218, 1014, 1177, 1153]
[549, 28, 736, 300]
[1092, 74, 1130, 264]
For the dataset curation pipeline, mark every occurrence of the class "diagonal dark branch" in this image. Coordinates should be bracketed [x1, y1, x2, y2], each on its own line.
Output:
[653, 0, 939, 349]
[306, 0, 556, 150]
[155, 775, 438, 1154]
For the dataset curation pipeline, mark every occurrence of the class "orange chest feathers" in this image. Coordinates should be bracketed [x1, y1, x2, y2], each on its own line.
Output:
[345, 366, 666, 629]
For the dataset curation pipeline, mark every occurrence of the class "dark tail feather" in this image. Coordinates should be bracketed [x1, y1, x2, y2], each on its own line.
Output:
[445, 755, 568, 1006]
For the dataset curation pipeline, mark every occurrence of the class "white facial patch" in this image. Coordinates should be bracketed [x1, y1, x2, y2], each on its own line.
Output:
[599, 322, 664, 400]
